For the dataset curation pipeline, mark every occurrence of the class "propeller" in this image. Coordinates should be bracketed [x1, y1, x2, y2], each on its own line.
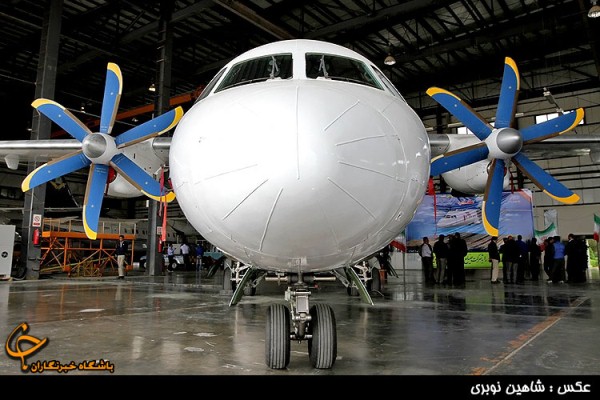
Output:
[427, 57, 583, 236]
[22, 62, 183, 240]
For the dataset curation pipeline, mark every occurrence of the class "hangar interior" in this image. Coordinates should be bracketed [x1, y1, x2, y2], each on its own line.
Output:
[0, 0, 600, 271]
[3, 1, 600, 380]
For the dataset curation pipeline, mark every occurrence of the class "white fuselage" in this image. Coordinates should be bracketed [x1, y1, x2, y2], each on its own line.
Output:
[169, 40, 430, 273]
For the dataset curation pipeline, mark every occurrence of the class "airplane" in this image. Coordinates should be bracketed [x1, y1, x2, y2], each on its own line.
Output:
[0, 39, 597, 370]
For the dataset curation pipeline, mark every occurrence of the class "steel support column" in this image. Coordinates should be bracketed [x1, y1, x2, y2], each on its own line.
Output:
[148, 0, 174, 276]
[21, 0, 63, 280]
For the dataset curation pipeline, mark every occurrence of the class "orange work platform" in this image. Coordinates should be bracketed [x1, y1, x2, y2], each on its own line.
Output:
[38, 219, 137, 277]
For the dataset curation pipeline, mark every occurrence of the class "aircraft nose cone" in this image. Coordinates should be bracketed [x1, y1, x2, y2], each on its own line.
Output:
[82, 133, 107, 159]
[496, 128, 522, 155]
[170, 81, 429, 270]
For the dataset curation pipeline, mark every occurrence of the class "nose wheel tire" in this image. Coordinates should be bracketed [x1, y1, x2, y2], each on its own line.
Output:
[308, 303, 337, 369]
[265, 304, 291, 369]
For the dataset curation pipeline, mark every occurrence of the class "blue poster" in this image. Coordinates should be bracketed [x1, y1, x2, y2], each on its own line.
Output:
[406, 189, 534, 251]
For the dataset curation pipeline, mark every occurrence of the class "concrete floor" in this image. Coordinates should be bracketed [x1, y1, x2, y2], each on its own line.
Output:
[1, 266, 600, 383]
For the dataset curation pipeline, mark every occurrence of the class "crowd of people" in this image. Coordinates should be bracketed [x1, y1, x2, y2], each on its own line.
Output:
[539, 233, 589, 284]
[418, 232, 590, 286]
[419, 232, 468, 287]
[164, 241, 205, 272]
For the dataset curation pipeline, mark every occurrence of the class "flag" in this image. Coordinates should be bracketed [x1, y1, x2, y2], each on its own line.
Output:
[544, 209, 557, 230]
[535, 222, 557, 251]
[427, 177, 437, 225]
[390, 230, 406, 252]
[594, 214, 600, 242]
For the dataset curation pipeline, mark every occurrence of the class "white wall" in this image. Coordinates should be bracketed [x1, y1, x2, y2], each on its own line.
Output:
[533, 204, 599, 238]
[390, 251, 421, 270]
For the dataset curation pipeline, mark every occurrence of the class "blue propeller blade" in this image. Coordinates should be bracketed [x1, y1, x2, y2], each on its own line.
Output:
[110, 153, 176, 202]
[482, 159, 505, 237]
[114, 107, 184, 148]
[25, 62, 184, 241]
[32, 99, 92, 142]
[22, 151, 91, 192]
[512, 153, 580, 204]
[426, 87, 493, 141]
[430, 142, 489, 176]
[83, 164, 109, 240]
[521, 108, 584, 144]
[99, 63, 123, 134]
[494, 57, 520, 128]
[428, 57, 582, 236]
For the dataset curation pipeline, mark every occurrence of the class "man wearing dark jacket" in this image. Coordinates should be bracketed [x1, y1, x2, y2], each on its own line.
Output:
[565, 233, 588, 283]
[502, 235, 520, 284]
[433, 234, 449, 285]
[516, 235, 529, 284]
[449, 232, 468, 286]
[115, 234, 128, 280]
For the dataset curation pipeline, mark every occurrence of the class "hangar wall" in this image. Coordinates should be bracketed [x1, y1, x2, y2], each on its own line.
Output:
[533, 203, 599, 238]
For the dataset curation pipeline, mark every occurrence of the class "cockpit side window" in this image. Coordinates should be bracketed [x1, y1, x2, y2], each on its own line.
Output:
[305, 53, 382, 90]
[372, 67, 406, 102]
[194, 67, 226, 104]
[215, 53, 292, 93]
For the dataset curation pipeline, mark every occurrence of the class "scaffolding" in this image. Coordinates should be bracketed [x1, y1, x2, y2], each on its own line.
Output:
[39, 218, 137, 277]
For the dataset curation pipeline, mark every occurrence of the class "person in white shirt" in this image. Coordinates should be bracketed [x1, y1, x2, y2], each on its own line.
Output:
[166, 243, 175, 272]
[180, 242, 191, 269]
[419, 237, 434, 284]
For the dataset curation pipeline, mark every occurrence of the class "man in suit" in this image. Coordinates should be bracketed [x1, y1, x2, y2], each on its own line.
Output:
[450, 232, 468, 286]
[115, 235, 128, 279]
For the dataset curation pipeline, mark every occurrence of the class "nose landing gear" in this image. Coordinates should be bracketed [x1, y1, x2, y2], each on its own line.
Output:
[265, 276, 337, 369]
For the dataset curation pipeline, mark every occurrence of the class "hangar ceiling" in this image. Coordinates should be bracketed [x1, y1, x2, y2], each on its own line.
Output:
[1, 0, 599, 140]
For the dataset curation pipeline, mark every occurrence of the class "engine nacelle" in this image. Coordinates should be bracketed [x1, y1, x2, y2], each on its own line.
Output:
[440, 134, 509, 195]
[105, 140, 168, 198]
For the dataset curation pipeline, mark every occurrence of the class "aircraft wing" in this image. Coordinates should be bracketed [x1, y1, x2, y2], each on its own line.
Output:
[0, 139, 82, 169]
[0, 137, 172, 169]
[428, 133, 600, 162]
[1, 134, 599, 170]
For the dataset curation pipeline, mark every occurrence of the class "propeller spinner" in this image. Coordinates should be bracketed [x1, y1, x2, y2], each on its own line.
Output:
[428, 57, 583, 236]
[22, 63, 183, 239]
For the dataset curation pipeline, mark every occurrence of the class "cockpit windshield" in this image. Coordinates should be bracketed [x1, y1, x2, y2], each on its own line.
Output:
[199, 49, 402, 104]
[215, 53, 293, 93]
[306, 53, 382, 90]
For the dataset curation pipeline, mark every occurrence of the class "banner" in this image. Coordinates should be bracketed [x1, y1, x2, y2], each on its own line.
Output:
[594, 214, 600, 242]
[405, 189, 534, 251]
